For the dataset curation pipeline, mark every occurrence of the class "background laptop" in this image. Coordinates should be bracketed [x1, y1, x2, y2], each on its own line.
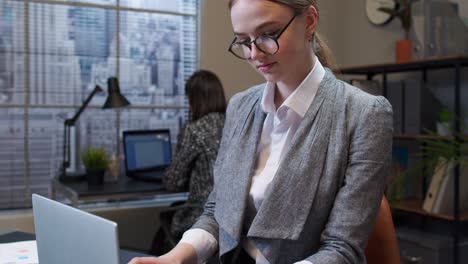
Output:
[123, 129, 172, 182]
[32, 194, 120, 264]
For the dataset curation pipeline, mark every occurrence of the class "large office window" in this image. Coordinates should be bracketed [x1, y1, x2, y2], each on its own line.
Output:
[0, 0, 198, 209]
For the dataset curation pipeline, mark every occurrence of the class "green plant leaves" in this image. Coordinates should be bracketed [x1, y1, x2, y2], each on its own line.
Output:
[387, 122, 467, 204]
[377, 0, 420, 38]
[81, 147, 110, 172]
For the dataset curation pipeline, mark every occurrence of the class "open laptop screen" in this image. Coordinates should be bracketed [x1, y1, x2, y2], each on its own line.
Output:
[123, 130, 172, 172]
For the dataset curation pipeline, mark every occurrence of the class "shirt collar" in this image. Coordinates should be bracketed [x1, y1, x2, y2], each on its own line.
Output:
[260, 55, 325, 118]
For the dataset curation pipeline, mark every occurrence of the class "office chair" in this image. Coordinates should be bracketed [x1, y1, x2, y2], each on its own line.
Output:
[365, 196, 401, 264]
[150, 201, 188, 255]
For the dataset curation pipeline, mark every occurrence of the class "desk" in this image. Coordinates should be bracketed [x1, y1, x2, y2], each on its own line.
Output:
[0, 231, 151, 263]
[52, 177, 188, 207]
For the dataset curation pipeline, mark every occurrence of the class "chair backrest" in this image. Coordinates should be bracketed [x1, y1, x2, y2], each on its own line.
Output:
[365, 196, 401, 264]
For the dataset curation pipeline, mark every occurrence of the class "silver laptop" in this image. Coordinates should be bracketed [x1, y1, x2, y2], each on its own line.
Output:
[32, 194, 120, 264]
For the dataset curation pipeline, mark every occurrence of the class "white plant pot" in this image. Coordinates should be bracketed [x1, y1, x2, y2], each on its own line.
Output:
[436, 122, 452, 136]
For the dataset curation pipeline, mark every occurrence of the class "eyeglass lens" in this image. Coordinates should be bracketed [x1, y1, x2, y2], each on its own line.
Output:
[232, 36, 279, 59]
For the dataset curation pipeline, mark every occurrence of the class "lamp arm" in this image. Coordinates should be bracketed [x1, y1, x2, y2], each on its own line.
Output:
[67, 85, 104, 125]
[60, 85, 103, 180]
[61, 121, 69, 178]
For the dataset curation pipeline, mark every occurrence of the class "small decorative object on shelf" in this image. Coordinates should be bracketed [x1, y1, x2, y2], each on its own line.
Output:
[107, 154, 121, 182]
[378, 0, 419, 63]
[436, 109, 454, 137]
[81, 147, 110, 185]
[365, 0, 397, 26]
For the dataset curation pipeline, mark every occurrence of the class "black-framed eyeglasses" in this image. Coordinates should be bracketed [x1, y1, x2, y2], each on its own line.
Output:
[228, 14, 297, 60]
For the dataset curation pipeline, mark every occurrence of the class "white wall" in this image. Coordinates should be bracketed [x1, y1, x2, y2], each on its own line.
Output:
[200, 0, 264, 99]
[317, 0, 468, 130]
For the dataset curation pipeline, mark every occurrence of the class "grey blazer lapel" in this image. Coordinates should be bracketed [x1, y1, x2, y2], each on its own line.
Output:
[215, 89, 266, 255]
[248, 70, 338, 240]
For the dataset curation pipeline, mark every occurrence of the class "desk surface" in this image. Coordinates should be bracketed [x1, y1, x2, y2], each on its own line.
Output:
[52, 176, 188, 207]
[55, 176, 166, 197]
[0, 231, 151, 263]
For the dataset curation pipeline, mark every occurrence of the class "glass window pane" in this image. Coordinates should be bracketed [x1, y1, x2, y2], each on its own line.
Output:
[0, 108, 27, 209]
[119, 11, 196, 107]
[28, 3, 117, 107]
[120, 108, 189, 146]
[0, 1, 25, 105]
[48, 0, 116, 5]
[1, 0, 199, 209]
[120, 0, 197, 15]
[27, 108, 73, 198]
[79, 108, 118, 162]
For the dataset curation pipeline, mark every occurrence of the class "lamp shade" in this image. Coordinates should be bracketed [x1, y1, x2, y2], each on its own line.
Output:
[103, 77, 130, 109]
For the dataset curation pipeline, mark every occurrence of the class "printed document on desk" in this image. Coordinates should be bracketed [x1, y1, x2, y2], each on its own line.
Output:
[0, 240, 38, 264]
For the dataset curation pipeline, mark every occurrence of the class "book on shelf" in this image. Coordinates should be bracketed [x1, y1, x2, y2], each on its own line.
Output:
[422, 158, 451, 213]
[403, 79, 442, 134]
[386, 81, 404, 135]
[412, 1, 468, 58]
[431, 163, 468, 215]
[388, 143, 423, 201]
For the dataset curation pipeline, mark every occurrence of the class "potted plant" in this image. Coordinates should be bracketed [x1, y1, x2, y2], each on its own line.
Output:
[81, 147, 110, 185]
[419, 124, 468, 171]
[387, 119, 468, 205]
[379, 0, 419, 62]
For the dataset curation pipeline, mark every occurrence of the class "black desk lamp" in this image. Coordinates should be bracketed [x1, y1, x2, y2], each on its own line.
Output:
[59, 77, 130, 182]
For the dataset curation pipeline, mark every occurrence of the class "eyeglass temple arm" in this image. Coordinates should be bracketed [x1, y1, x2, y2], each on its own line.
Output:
[227, 37, 237, 51]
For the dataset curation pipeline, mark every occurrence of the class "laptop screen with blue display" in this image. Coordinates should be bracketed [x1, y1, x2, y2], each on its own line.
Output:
[123, 130, 172, 172]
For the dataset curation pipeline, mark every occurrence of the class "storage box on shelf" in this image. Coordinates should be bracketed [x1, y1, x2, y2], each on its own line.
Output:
[396, 226, 468, 264]
[338, 55, 468, 264]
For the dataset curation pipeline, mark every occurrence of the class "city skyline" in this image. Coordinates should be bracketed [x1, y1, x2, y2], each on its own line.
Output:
[0, 0, 197, 209]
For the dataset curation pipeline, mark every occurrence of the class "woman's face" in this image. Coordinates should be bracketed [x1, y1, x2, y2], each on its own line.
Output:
[230, 0, 317, 84]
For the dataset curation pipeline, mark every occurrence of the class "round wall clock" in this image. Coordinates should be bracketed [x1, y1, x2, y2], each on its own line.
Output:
[366, 0, 397, 26]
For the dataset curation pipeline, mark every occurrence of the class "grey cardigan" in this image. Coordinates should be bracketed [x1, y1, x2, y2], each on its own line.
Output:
[192, 69, 393, 264]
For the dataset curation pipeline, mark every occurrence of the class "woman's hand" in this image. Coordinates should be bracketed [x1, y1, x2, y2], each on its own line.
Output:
[128, 256, 178, 264]
[128, 243, 198, 264]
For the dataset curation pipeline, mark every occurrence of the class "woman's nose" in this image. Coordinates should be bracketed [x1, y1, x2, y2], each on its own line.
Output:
[250, 44, 265, 61]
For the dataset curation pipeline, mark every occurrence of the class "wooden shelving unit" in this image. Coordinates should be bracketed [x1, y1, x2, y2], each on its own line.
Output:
[393, 134, 454, 140]
[339, 55, 468, 76]
[392, 199, 468, 221]
[339, 55, 467, 264]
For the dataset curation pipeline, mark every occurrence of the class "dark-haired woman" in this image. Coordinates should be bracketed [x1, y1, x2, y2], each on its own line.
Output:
[162, 70, 226, 241]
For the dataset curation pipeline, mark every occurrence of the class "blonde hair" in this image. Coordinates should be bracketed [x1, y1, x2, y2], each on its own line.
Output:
[228, 0, 337, 70]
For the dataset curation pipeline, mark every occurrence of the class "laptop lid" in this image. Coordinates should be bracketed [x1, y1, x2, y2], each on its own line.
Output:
[32, 194, 120, 264]
[123, 129, 172, 177]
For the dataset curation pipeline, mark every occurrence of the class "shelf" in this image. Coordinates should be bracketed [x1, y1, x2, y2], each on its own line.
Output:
[393, 134, 467, 140]
[392, 199, 468, 221]
[341, 55, 467, 264]
[393, 134, 451, 140]
[338, 55, 468, 76]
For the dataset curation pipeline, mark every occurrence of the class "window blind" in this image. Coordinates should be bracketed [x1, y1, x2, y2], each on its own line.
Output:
[0, 0, 197, 209]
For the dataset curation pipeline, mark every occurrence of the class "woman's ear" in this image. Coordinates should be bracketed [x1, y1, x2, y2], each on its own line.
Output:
[304, 5, 318, 40]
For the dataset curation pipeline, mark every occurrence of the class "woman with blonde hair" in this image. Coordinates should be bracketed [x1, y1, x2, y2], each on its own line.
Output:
[130, 0, 392, 263]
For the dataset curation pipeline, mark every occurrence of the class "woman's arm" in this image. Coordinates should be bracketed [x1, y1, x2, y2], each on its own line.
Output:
[306, 96, 394, 264]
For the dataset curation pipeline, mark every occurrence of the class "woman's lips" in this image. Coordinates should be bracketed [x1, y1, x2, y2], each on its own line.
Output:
[257, 62, 277, 72]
